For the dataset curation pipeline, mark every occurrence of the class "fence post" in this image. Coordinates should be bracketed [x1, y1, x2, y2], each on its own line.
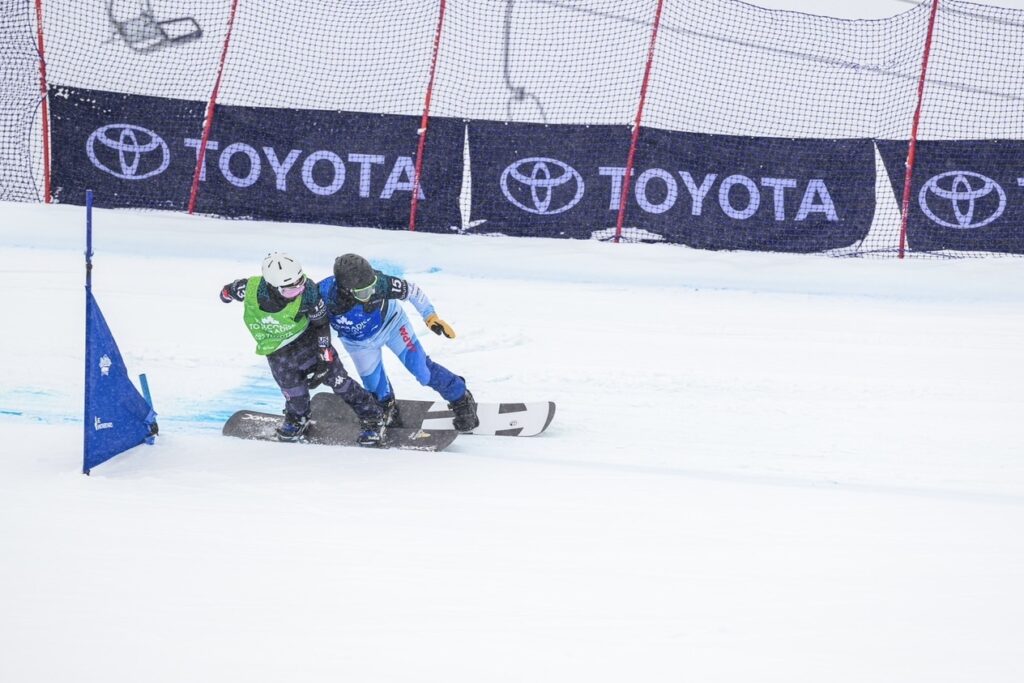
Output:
[898, 0, 941, 259]
[409, 0, 448, 232]
[34, 0, 51, 204]
[614, 0, 665, 243]
[188, 0, 241, 215]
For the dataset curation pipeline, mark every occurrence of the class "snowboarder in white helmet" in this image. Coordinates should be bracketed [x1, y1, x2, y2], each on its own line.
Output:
[319, 253, 479, 433]
[220, 252, 385, 445]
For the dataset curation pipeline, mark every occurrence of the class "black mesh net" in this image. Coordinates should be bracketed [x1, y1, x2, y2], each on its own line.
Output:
[2, 0, 1022, 256]
[641, 1, 931, 255]
[0, 0, 45, 202]
[39, 1, 231, 211]
[896, 1, 1024, 255]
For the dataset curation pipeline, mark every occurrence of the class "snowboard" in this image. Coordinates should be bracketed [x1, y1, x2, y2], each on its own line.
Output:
[222, 407, 458, 451]
[311, 393, 556, 437]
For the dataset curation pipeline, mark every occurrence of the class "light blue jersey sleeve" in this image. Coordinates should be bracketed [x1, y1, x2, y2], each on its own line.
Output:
[403, 280, 435, 321]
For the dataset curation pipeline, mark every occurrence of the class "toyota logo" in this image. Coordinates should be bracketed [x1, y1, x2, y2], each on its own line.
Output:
[86, 124, 170, 180]
[919, 171, 1006, 230]
[500, 157, 584, 215]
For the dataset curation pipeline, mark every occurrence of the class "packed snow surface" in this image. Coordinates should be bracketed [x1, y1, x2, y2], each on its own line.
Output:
[2, 199, 1024, 682]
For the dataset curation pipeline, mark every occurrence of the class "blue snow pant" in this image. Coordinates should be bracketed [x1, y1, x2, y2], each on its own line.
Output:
[343, 318, 466, 403]
[266, 326, 379, 419]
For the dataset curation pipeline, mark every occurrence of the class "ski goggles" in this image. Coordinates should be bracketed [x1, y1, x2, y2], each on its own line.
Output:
[350, 276, 377, 302]
[277, 277, 306, 299]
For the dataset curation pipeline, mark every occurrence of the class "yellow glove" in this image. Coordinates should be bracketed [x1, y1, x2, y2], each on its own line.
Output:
[426, 313, 456, 339]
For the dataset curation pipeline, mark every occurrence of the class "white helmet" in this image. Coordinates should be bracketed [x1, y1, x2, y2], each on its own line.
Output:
[261, 252, 305, 288]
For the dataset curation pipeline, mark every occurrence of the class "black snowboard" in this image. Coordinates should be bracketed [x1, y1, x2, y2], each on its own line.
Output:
[222, 408, 458, 451]
[311, 393, 556, 437]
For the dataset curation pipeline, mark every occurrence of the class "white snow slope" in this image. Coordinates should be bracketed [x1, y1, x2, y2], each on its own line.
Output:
[2, 198, 1024, 683]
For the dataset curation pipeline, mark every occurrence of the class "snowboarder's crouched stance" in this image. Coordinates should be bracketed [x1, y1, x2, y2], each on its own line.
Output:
[221, 253, 385, 446]
[320, 253, 480, 433]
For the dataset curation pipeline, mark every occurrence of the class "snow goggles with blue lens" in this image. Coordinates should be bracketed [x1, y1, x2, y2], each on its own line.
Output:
[350, 276, 377, 302]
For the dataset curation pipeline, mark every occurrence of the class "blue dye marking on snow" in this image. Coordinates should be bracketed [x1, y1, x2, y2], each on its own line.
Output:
[0, 388, 66, 423]
[427, 266, 441, 274]
[368, 259, 405, 279]
[0, 388, 54, 399]
[187, 371, 284, 432]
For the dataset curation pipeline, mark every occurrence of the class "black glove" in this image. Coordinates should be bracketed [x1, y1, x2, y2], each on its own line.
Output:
[220, 280, 245, 303]
[307, 347, 336, 389]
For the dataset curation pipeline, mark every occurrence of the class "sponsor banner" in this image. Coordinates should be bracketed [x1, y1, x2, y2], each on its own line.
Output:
[196, 104, 463, 230]
[49, 85, 463, 231]
[877, 141, 1024, 254]
[468, 122, 630, 240]
[50, 86, 202, 210]
[469, 121, 875, 251]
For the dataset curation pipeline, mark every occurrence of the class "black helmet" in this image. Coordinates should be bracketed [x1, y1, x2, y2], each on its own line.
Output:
[334, 253, 376, 292]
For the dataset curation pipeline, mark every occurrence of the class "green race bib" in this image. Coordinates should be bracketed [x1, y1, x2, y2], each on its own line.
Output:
[242, 277, 308, 355]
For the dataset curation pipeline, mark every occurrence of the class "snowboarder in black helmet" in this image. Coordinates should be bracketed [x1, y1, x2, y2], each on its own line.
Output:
[220, 252, 385, 445]
[319, 253, 479, 433]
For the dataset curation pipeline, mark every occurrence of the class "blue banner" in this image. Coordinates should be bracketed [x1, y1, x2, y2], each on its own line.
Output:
[50, 86, 464, 231]
[468, 121, 876, 251]
[84, 291, 155, 474]
[877, 140, 1024, 254]
[50, 87, 202, 211]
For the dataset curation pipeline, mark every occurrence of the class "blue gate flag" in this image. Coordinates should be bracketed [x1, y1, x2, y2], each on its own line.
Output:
[83, 289, 156, 474]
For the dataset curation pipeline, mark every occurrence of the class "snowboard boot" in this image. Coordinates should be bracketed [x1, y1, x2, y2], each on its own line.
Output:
[276, 411, 311, 442]
[380, 395, 403, 428]
[357, 413, 386, 448]
[448, 389, 479, 433]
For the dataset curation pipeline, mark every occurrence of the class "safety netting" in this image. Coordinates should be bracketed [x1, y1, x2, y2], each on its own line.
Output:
[0, 0, 45, 202]
[3, 0, 1023, 256]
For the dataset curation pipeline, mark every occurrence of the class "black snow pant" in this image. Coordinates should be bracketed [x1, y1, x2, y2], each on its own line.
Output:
[266, 326, 380, 420]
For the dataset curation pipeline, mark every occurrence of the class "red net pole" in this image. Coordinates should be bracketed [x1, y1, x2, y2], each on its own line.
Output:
[614, 0, 665, 244]
[898, 0, 941, 259]
[409, 0, 448, 233]
[188, 0, 241, 215]
[33, 0, 51, 204]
